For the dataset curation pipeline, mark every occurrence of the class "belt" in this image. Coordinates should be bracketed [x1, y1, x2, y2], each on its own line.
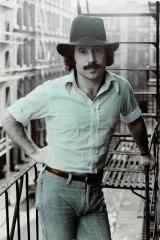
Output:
[46, 166, 103, 184]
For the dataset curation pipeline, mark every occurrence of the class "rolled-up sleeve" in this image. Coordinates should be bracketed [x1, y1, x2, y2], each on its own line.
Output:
[120, 82, 141, 123]
[7, 81, 49, 126]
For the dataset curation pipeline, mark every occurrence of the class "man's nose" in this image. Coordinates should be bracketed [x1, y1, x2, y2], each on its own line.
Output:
[88, 50, 95, 63]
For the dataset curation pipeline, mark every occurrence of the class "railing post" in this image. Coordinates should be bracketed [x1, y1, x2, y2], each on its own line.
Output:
[10, 177, 24, 240]
[26, 172, 30, 240]
[35, 165, 39, 240]
[145, 165, 150, 240]
[156, 1, 159, 120]
[5, 191, 10, 240]
[16, 181, 21, 240]
[77, 0, 81, 15]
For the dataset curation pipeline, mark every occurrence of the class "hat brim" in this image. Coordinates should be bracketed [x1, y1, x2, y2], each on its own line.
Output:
[57, 42, 119, 57]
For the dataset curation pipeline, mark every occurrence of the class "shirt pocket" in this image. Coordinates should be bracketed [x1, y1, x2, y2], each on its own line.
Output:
[47, 112, 79, 130]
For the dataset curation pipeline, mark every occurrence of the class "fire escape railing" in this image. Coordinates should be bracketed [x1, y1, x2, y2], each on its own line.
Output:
[0, 160, 39, 240]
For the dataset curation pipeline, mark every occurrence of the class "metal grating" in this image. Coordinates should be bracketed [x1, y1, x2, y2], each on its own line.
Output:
[102, 141, 155, 190]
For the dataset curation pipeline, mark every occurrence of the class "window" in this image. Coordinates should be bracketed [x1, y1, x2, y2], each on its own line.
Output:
[24, 1, 29, 28]
[5, 21, 10, 40]
[17, 44, 23, 67]
[5, 51, 10, 68]
[18, 79, 25, 98]
[24, 39, 29, 65]
[17, 8, 22, 27]
[5, 87, 11, 107]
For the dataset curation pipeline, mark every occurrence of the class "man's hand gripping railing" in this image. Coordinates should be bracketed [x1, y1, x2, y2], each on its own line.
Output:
[139, 122, 158, 171]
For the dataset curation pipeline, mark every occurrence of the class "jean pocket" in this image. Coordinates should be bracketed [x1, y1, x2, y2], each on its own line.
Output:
[35, 167, 45, 210]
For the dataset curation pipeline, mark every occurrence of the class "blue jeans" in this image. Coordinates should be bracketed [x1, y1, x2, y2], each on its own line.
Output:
[35, 167, 111, 240]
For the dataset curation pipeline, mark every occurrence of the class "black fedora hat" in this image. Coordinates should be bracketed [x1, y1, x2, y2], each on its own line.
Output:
[57, 15, 119, 57]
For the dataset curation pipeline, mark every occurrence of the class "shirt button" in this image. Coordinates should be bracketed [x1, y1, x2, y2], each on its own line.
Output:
[92, 148, 98, 154]
[91, 127, 95, 132]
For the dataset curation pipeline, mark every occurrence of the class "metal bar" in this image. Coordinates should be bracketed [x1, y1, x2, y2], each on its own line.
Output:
[102, 183, 146, 190]
[35, 165, 39, 240]
[10, 177, 24, 240]
[141, 113, 156, 117]
[108, 68, 157, 71]
[77, 0, 81, 15]
[5, 191, 10, 240]
[113, 132, 151, 137]
[131, 189, 146, 200]
[145, 166, 150, 240]
[119, 41, 155, 44]
[156, 1, 160, 120]
[146, 69, 149, 86]
[148, 122, 159, 151]
[134, 92, 156, 95]
[104, 167, 144, 173]
[26, 172, 30, 240]
[154, 149, 160, 238]
[0, 160, 36, 196]
[82, 13, 155, 17]
[86, 0, 89, 14]
[16, 181, 21, 240]
[108, 150, 139, 155]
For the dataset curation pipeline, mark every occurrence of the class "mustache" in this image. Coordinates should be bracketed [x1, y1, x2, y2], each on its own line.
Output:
[83, 63, 102, 70]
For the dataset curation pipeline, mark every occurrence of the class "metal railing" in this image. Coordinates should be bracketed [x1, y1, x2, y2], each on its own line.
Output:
[104, 120, 159, 240]
[0, 160, 39, 240]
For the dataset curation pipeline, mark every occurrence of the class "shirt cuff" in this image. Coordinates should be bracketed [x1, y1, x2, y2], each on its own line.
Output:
[7, 106, 29, 127]
[120, 106, 142, 123]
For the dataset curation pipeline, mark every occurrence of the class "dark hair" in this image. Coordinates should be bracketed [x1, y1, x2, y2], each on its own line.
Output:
[63, 47, 75, 71]
[64, 46, 114, 72]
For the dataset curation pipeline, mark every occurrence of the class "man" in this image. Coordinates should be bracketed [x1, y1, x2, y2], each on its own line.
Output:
[2, 15, 155, 240]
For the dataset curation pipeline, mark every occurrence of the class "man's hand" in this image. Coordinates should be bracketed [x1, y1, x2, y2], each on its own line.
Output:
[140, 153, 156, 171]
[30, 146, 47, 164]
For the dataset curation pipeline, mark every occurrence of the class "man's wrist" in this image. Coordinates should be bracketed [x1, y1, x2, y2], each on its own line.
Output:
[29, 148, 41, 159]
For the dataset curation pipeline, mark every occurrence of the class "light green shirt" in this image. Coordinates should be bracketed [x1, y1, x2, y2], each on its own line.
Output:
[7, 71, 141, 173]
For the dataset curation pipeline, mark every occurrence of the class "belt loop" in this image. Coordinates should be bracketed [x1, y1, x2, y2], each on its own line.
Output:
[39, 165, 47, 174]
[66, 172, 72, 185]
[85, 176, 88, 183]
[43, 165, 47, 172]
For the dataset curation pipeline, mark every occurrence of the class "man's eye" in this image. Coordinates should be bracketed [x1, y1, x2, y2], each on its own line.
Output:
[79, 49, 87, 54]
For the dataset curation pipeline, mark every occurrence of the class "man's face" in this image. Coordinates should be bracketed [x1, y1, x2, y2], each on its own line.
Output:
[74, 46, 106, 81]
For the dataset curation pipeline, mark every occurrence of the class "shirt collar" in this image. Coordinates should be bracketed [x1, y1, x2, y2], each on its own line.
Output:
[103, 71, 120, 94]
[65, 70, 120, 94]
[65, 71, 78, 94]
